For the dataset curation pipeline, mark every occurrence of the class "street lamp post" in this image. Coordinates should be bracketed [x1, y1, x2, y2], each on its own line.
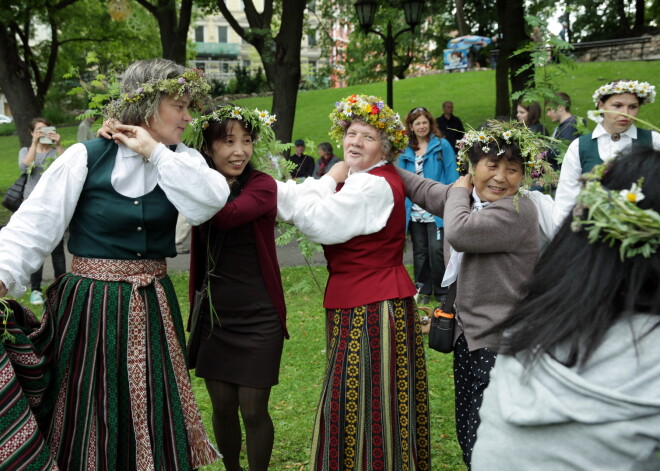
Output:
[354, 0, 424, 109]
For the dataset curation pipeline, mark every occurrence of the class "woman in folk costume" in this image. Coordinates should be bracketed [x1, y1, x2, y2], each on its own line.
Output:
[553, 79, 659, 228]
[0, 58, 227, 470]
[277, 94, 431, 470]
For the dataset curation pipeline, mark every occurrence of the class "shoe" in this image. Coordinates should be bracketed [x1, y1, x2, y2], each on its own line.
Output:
[30, 290, 44, 305]
[417, 294, 430, 305]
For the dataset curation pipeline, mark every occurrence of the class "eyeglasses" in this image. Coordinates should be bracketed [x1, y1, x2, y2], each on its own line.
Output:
[409, 107, 428, 114]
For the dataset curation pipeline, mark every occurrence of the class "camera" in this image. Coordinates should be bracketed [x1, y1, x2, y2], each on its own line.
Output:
[39, 126, 56, 144]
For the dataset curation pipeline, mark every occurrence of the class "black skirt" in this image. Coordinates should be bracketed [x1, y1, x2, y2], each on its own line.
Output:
[194, 223, 284, 388]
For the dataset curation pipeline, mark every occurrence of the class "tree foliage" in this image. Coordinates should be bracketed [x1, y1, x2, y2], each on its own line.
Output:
[0, 0, 161, 146]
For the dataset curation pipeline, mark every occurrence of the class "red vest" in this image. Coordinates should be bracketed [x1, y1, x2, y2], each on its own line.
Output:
[322, 164, 417, 309]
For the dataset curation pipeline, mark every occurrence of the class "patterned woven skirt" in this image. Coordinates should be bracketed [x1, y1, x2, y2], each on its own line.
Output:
[0, 300, 58, 470]
[310, 297, 430, 471]
[35, 257, 217, 471]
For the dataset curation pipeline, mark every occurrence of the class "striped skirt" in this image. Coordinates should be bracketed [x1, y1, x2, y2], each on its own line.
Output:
[36, 257, 217, 471]
[310, 298, 431, 471]
[0, 300, 58, 470]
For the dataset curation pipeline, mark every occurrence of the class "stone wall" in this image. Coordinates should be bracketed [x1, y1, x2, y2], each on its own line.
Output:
[572, 34, 660, 62]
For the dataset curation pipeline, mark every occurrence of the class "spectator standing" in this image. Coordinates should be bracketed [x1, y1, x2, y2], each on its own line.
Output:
[287, 139, 314, 178]
[546, 92, 584, 169]
[398, 107, 458, 305]
[547, 92, 582, 142]
[312, 141, 340, 178]
[76, 113, 96, 142]
[553, 79, 659, 228]
[18, 117, 66, 305]
[473, 149, 660, 470]
[516, 101, 548, 136]
[436, 101, 465, 150]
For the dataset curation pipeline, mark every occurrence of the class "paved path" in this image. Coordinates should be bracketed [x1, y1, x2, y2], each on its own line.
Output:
[40, 232, 414, 282]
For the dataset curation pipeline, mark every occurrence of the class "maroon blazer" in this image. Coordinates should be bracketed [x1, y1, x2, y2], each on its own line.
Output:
[322, 164, 417, 309]
[189, 170, 289, 338]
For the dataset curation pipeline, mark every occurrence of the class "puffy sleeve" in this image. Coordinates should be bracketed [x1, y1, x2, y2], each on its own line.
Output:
[552, 137, 582, 229]
[150, 143, 230, 225]
[277, 173, 394, 244]
[0, 144, 88, 296]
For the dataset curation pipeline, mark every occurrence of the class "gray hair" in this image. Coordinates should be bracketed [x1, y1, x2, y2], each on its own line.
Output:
[118, 59, 185, 125]
[342, 119, 397, 163]
[318, 141, 333, 155]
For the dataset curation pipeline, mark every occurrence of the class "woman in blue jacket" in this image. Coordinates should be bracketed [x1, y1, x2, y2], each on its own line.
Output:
[398, 107, 459, 304]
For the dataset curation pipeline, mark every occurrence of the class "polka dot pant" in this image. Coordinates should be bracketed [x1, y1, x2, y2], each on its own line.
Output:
[453, 334, 497, 469]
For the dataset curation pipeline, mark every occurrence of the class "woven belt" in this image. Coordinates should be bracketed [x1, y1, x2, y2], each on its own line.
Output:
[71, 256, 219, 470]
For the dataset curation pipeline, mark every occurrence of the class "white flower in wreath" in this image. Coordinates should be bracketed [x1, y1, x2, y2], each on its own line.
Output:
[620, 183, 645, 204]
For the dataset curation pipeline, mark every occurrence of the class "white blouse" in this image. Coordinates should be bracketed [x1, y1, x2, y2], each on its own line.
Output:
[0, 141, 230, 296]
[276, 172, 394, 245]
[553, 124, 660, 229]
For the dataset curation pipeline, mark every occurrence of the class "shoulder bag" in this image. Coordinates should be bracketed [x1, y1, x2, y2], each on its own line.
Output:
[2, 173, 28, 212]
[428, 283, 457, 353]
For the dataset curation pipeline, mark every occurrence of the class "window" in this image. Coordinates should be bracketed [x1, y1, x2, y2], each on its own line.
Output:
[243, 60, 251, 68]
[195, 62, 206, 72]
[218, 26, 228, 43]
[195, 26, 204, 43]
[309, 60, 317, 73]
[308, 31, 317, 47]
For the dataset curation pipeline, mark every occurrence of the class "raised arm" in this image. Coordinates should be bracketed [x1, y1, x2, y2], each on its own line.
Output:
[396, 167, 451, 218]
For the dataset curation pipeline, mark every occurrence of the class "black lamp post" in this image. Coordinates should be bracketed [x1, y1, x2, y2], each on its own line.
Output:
[354, 0, 424, 109]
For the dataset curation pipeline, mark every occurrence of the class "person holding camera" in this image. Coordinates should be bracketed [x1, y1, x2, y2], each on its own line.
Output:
[18, 117, 66, 305]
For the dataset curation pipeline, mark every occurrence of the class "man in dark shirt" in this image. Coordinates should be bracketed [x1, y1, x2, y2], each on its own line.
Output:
[288, 139, 315, 178]
[435, 101, 465, 151]
[547, 92, 582, 142]
[546, 92, 585, 169]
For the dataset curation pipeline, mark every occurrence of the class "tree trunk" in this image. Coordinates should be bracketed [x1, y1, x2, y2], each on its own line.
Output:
[614, 0, 631, 36]
[633, 0, 645, 33]
[494, 0, 531, 117]
[136, 0, 192, 65]
[0, 24, 45, 147]
[455, 0, 468, 36]
[214, 0, 306, 145]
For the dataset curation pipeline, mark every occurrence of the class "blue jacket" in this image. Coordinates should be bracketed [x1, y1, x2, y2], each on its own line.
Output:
[397, 135, 459, 230]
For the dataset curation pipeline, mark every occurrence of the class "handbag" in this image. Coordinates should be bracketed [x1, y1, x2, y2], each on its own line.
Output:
[2, 173, 27, 212]
[428, 283, 457, 353]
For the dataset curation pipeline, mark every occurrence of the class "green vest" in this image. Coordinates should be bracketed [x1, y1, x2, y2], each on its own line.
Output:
[579, 128, 653, 174]
[68, 138, 178, 259]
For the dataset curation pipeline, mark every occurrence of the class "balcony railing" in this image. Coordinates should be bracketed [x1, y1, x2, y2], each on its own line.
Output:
[194, 42, 240, 58]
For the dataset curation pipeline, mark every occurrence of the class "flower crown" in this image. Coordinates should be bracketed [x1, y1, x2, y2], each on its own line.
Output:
[329, 94, 408, 156]
[185, 105, 279, 173]
[456, 120, 558, 190]
[572, 163, 660, 259]
[592, 80, 656, 106]
[105, 68, 211, 121]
